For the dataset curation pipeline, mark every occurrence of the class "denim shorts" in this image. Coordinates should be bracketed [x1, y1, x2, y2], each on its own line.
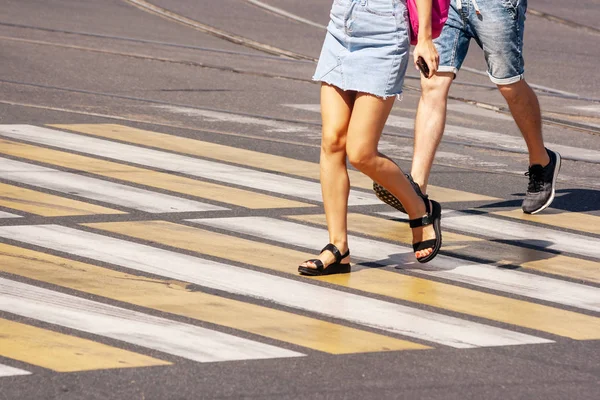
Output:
[436, 0, 528, 85]
[313, 0, 410, 98]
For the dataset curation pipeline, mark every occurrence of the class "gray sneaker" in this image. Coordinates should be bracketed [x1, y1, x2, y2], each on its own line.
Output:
[522, 148, 561, 214]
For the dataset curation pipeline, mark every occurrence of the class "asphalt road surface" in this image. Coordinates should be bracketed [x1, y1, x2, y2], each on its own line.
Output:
[0, 1, 599, 399]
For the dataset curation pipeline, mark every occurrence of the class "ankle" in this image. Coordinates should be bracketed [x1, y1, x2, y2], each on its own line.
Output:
[329, 241, 348, 254]
[409, 174, 427, 194]
[529, 149, 550, 167]
[405, 196, 427, 220]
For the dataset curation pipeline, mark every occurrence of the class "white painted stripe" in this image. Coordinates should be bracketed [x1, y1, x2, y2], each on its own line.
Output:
[384, 210, 600, 261]
[571, 105, 600, 115]
[284, 105, 600, 163]
[156, 106, 310, 133]
[0, 225, 551, 348]
[0, 157, 226, 213]
[190, 217, 600, 313]
[0, 211, 21, 218]
[0, 364, 30, 377]
[446, 103, 513, 121]
[243, 0, 327, 29]
[0, 277, 302, 362]
[456, 66, 581, 98]
[0, 125, 377, 206]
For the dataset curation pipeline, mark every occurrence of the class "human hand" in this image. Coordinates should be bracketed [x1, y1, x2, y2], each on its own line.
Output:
[413, 39, 439, 79]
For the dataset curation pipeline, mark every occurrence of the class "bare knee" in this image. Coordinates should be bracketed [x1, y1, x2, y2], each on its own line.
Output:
[347, 147, 377, 173]
[497, 80, 529, 103]
[321, 126, 347, 156]
[421, 73, 453, 102]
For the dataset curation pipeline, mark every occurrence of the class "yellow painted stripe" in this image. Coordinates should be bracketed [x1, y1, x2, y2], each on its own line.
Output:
[0, 318, 168, 372]
[288, 213, 482, 244]
[0, 138, 311, 210]
[50, 124, 497, 203]
[0, 243, 426, 354]
[289, 213, 600, 285]
[0, 182, 122, 216]
[509, 257, 600, 285]
[492, 209, 600, 236]
[85, 220, 600, 340]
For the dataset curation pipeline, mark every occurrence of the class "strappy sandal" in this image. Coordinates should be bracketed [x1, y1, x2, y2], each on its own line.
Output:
[298, 243, 351, 276]
[410, 197, 442, 263]
[373, 174, 424, 214]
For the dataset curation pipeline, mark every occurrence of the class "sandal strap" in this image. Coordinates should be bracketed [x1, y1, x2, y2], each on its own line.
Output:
[413, 238, 437, 252]
[407, 174, 427, 200]
[409, 214, 433, 228]
[320, 243, 350, 263]
[408, 187, 433, 228]
[303, 259, 324, 271]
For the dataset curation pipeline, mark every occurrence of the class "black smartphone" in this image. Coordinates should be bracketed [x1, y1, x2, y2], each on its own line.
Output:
[416, 57, 430, 78]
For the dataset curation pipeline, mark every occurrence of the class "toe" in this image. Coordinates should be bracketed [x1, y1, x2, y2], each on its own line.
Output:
[415, 248, 433, 258]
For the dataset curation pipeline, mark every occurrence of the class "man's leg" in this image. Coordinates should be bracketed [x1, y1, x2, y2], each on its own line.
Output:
[372, 0, 470, 211]
[497, 78, 561, 214]
[497, 79, 549, 167]
[468, 0, 561, 214]
[410, 72, 454, 193]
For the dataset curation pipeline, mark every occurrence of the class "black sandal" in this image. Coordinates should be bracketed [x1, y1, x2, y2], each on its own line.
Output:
[298, 243, 351, 276]
[410, 197, 442, 263]
[373, 174, 424, 214]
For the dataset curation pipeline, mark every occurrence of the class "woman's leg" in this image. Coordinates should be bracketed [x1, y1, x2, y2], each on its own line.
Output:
[345, 93, 436, 259]
[300, 83, 355, 269]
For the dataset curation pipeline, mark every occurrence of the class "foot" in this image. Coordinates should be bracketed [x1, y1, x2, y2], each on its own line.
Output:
[522, 148, 561, 214]
[299, 244, 350, 271]
[409, 198, 437, 260]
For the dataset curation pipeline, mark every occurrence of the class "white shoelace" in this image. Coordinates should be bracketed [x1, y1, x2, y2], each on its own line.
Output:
[456, 0, 481, 15]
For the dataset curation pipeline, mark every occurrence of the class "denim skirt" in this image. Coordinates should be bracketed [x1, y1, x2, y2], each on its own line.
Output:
[313, 0, 410, 98]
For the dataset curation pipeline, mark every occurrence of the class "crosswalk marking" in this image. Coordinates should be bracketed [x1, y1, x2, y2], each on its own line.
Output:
[137, 218, 600, 339]
[0, 211, 21, 218]
[446, 103, 514, 121]
[190, 217, 600, 313]
[0, 157, 226, 213]
[0, 182, 123, 217]
[289, 213, 600, 284]
[286, 104, 600, 163]
[0, 277, 303, 362]
[47, 124, 598, 236]
[0, 138, 311, 210]
[515, 257, 600, 285]
[0, 364, 30, 378]
[0, 121, 598, 376]
[75, 220, 591, 340]
[0, 243, 427, 354]
[490, 208, 600, 236]
[155, 106, 310, 133]
[289, 213, 483, 244]
[0, 125, 376, 206]
[0, 224, 550, 348]
[51, 123, 498, 204]
[384, 210, 600, 261]
[0, 318, 169, 372]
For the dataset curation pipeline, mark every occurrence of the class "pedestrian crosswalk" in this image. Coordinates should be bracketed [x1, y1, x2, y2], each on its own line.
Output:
[0, 317, 169, 372]
[0, 123, 598, 378]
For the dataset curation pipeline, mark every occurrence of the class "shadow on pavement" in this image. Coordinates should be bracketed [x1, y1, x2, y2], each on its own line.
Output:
[481, 188, 600, 212]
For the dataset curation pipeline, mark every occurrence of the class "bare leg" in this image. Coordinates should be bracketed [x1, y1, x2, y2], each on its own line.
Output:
[346, 93, 436, 259]
[410, 72, 454, 193]
[497, 79, 550, 167]
[300, 83, 354, 269]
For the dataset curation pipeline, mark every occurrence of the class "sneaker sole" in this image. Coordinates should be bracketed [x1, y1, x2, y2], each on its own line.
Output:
[529, 151, 562, 215]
